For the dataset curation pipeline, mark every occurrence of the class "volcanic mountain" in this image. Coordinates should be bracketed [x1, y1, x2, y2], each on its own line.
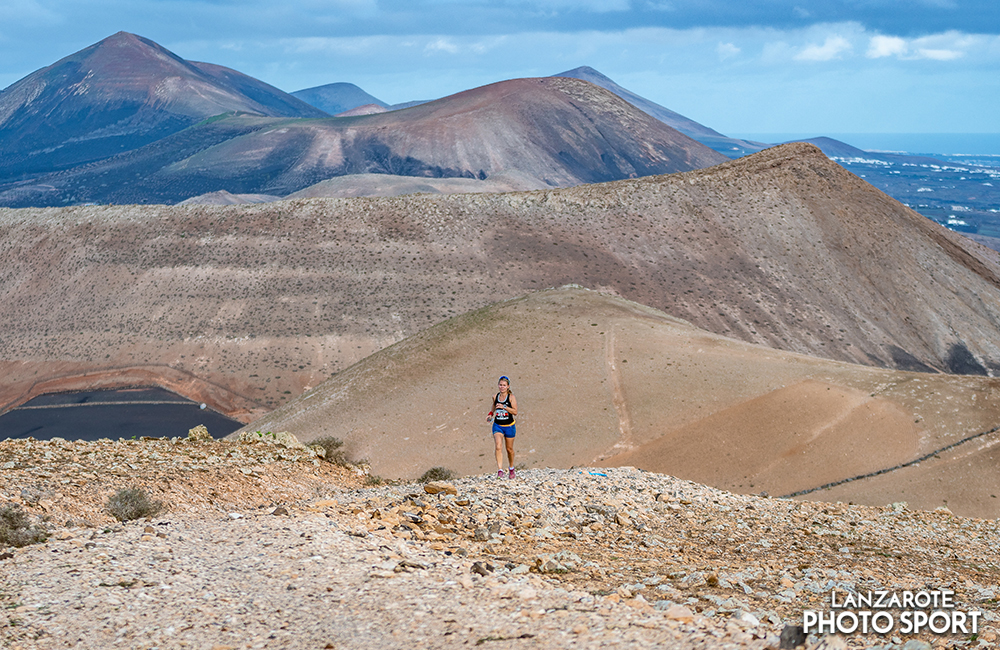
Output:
[3, 143, 1000, 424]
[234, 286, 1000, 519]
[552, 66, 767, 157]
[291, 82, 388, 115]
[0, 31, 326, 182]
[292, 67, 770, 159]
[0, 76, 728, 206]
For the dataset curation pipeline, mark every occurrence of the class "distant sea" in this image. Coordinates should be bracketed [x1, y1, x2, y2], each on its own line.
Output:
[733, 133, 1000, 159]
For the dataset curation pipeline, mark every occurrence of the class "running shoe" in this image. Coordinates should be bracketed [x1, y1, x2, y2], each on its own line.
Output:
[497, 469, 504, 479]
[508, 468, 515, 479]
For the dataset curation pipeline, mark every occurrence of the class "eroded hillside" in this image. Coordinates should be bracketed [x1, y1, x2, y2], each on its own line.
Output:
[236, 286, 1000, 519]
[3, 144, 1000, 423]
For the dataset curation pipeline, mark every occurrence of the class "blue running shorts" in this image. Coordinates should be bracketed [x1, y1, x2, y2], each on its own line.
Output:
[492, 422, 516, 438]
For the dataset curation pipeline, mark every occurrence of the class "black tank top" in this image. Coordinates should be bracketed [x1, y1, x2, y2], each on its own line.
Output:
[494, 393, 514, 425]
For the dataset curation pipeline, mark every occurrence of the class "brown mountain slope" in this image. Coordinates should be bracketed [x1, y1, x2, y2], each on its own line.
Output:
[334, 103, 388, 117]
[2, 143, 1000, 420]
[234, 286, 1000, 518]
[0, 32, 326, 181]
[552, 66, 767, 158]
[283, 172, 549, 199]
[0, 76, 728, 207]
[178, 190, 284, 205]
[178, 174, 544, 204]
[150, 76, 729, 194]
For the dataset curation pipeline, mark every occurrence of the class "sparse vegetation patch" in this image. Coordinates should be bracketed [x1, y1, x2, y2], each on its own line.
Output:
[312, 436, 349, 466]
[418, 466, 455, 483]
[106, 487, 164, 522]
[0, 504, 47, 548]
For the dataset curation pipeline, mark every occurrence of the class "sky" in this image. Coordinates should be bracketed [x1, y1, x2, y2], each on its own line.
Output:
[1, 1, 999, 140]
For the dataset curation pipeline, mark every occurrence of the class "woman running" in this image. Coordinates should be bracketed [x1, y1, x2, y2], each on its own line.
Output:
[487, 375, 518, 478]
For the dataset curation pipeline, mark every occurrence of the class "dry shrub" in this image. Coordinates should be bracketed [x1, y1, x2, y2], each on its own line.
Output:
[0, 504, 47, 547]
[106, 487, 164, 522]
[418, 467, 455, 483]
[313, 436, 349, 466]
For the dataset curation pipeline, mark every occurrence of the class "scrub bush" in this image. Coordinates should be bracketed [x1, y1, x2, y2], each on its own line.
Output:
[418, 467, 455, 483]
[106, 487, 164, 522]
[0, 504, 47, 547]
[313, 436, 349, 466]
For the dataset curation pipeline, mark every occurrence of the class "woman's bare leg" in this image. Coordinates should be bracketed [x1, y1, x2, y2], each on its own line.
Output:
[494, 432, 505, 471]
[505, 437, 515, 468]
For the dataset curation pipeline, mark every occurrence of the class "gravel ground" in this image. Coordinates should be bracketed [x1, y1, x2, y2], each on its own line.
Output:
[1, 438, 998, 649]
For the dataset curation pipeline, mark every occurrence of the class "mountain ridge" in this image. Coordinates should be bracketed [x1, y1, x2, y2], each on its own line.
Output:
[0, 31, 326, 182]
[291, 82, 388, 115]
[552, 66, 768, 157]
[0, 75, 729, 206]
[4, 143, 1000, 421]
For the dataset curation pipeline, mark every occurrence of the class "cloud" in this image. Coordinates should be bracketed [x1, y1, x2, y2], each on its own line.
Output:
[547, 0, 631, 10]
[867, 35, 908, 58]
[795, 35, 852, 61]
[493, 0, 630, 11]
[420, 36, 506, 56]
[717, 42, 740, 60]
[0, 0, 59, 26]
[273, 33, 507, 64]
[425, 38, 460, 54]
[917, 48, 962, 60]
[866, 31, 971, 60]
[277, 35, 390, 56]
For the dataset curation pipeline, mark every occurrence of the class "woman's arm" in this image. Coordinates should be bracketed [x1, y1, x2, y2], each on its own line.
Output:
[506, 394, 517, 416]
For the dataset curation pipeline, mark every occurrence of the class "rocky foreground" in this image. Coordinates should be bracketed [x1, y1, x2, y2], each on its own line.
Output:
[1, 437, 998, 649]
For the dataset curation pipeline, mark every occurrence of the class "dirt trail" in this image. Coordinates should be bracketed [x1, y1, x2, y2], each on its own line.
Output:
[236, 287, 1000, 519]
[604, 325, 634, 455]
